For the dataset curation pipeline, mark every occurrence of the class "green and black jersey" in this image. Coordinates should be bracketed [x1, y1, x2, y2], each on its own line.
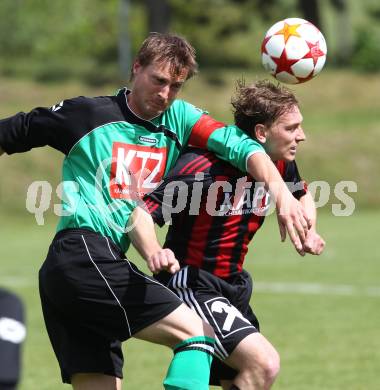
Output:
[0, 88, 264, 252]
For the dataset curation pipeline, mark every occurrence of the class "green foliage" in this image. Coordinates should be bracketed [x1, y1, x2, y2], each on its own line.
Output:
[168, 0, 300, 68]
[128, 1, 149, 57]
[352, 26, 380, 72]
[0, 0, 119, 82]
[351, 4, 380, 72]
[2, 0, 380, 81]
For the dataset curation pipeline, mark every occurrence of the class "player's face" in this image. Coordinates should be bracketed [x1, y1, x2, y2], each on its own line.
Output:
[128, 60, 188, 120]
[264, 105, 305, 162]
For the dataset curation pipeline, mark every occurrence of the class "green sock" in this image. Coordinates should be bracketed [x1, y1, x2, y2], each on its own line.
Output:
[163, 336, 215, 390]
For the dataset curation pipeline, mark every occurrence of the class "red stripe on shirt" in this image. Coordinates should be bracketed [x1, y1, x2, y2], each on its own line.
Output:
[190, 160, 215, 174]
[179, 154, 210, 175]
[144, 199, 153, 211]
[187, 155, 219, 174]
[275, 160, 286, 176]
[239, 214, 262, 271]
[184, 199, 214, 270]
[213, 212, 246, 278]
[208, 174, 243, 279]
[189, 114, 226, 149]
[144, 198, 160, 213]
[148, 202, 160, 214]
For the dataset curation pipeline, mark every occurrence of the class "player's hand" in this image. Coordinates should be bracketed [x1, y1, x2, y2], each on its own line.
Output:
[301, 229, 325, 256]
[146, 248, 180, 274]
[276, 193, 312, 253]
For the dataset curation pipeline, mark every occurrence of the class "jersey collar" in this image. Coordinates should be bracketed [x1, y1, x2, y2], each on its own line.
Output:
[116, 87, 182, 150]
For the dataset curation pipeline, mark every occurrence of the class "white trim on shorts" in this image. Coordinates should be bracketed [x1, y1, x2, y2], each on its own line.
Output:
[81, 235, 132, 337]
[171, 267, 229, 360]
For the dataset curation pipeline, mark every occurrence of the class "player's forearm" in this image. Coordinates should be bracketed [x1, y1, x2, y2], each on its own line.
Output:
[300, 191, 317, 229]
[299, 191, 325, 255]
[248, 152, 312, 251]
[127, 206, 162, 261]
[247, 152, 291, 200]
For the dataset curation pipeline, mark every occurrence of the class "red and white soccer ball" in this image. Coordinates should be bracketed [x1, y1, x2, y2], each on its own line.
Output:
[261, 18, 327, 84]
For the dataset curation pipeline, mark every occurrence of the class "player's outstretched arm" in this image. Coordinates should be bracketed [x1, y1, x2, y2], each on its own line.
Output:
[299, 192, 325, 255]
[127, 206, 180, 274]
[247, 152, 311, 252]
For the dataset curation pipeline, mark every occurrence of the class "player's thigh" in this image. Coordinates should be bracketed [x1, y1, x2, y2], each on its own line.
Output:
[72, 373, 121, 390]
[224, 332, 280, 373]
[133, 303, 214, 348]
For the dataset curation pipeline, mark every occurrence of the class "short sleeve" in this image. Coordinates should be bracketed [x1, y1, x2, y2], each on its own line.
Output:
[189, 115, 265, 173]
[206, 125, 265, 172]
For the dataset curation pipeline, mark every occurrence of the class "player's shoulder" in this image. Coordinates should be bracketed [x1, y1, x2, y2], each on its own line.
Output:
[52, 93, 116, 114]
[44, 93, 124, 138]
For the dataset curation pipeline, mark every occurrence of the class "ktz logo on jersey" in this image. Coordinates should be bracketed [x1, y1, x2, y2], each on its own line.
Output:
[205, 297, 253, 338]
[110, 143, 167, 199]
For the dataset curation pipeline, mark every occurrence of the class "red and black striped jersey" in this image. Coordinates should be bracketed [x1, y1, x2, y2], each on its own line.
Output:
[144, 147, 308, 280]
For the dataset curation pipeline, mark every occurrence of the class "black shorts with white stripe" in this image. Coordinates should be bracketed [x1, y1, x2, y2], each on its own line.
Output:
[155, 265, 259, 386]
[39, 228, 182, 384]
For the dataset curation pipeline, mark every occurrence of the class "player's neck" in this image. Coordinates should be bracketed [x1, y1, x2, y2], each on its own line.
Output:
[126, 92, 156, 121]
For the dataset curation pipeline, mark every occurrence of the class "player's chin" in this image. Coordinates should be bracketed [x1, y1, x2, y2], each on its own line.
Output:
[152, 106, 167, 117]
[147, 102, 166, 117]
[282, 153, 296, 162]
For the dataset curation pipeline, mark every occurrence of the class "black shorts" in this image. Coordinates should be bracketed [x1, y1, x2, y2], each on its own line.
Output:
[155, 266, 259, 386]
[39, 228, 182, 384]
[0, 288, 25, 389]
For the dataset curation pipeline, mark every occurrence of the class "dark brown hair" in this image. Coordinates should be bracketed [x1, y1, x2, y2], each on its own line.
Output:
[231, 79, 299, 136]
[131, 32, 198, 80]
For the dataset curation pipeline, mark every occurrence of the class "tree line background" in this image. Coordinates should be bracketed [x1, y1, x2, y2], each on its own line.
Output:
[1, 0, 380, 84]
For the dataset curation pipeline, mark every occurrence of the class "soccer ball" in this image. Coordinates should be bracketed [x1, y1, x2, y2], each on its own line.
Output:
[261, 18, 327, 84]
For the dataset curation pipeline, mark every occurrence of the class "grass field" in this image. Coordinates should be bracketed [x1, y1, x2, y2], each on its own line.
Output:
[0, 209, 378, 390]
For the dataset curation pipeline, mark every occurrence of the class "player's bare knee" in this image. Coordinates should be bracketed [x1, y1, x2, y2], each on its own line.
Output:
[168, 304, 215, 342]
[253, 349, 280, 386]
[262, 350, 280, 385]
[238, 348, 280, 388]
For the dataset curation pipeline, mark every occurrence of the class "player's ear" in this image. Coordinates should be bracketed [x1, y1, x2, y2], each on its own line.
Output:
[132, 61, 142, 77]
[254, 124, 267, 143]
